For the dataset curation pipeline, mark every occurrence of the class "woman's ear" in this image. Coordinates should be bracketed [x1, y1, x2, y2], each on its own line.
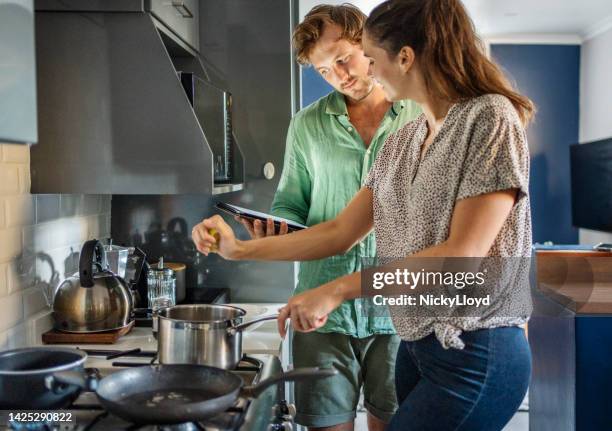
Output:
[398, 46, 415, 74]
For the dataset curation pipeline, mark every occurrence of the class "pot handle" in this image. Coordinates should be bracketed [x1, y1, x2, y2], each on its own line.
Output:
[45, 370, 99, 393]
[243, 367, 337, 398]
[228, 314, 279, 335]
[79, 239, 105, 288]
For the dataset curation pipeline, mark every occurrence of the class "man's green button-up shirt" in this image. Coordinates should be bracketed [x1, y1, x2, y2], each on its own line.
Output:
[271, 90, 421, 338]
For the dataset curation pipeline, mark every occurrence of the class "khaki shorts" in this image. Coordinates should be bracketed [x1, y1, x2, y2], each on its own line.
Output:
[292, 331, 400, 428]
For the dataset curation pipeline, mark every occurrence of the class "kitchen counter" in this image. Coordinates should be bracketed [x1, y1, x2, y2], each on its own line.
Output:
[535, 249, 612, 314]
[539, 282, 612, 313]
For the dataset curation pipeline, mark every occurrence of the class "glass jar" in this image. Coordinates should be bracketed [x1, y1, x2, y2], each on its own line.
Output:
[147, 257, 176, 311]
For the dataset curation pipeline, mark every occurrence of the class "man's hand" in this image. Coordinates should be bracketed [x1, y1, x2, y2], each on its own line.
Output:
[192, 215, 243, 259]
[277, 283, 345, 338]
[234, 216, 289, 239]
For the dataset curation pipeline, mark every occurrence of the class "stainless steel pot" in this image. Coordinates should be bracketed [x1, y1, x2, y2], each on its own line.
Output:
[52, 239, 133, 333]
[157, 304, 277, 369]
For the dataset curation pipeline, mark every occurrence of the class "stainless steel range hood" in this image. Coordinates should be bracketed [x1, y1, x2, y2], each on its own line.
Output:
[31, 3, 244, 194]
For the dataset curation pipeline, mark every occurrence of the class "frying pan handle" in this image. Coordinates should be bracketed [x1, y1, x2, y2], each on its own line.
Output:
[243, 367, 337, 398]
[228, 314, 279, 335]
[45, 370, 99, 393]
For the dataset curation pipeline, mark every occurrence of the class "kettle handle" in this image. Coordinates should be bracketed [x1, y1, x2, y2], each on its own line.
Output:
[79, 239, 105, 287]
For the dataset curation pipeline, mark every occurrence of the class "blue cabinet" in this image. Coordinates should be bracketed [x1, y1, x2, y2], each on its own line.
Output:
[530, 291, 612, 430]
[0, 0, 37, 144]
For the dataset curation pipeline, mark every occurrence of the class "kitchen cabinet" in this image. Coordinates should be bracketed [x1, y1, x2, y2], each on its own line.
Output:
[530, 249, 612, 430]
[0, 0, 37, 144]
[146, 0, 199, 52]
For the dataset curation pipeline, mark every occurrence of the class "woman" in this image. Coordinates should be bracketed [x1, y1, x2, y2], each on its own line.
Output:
[193, 0, 534, 429]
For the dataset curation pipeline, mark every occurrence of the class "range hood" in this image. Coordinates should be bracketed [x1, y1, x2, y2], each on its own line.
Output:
[31, 1, 244, 194]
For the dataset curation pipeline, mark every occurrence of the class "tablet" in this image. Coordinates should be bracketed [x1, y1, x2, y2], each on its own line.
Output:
[215, 202, 307, 232]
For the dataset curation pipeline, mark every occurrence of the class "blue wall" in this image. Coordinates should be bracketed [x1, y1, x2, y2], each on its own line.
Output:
[301, 66, 332, 108]
[491, 44, 580, 244]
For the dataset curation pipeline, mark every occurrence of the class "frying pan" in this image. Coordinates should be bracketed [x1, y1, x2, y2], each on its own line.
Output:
[47, 364, 336, 425]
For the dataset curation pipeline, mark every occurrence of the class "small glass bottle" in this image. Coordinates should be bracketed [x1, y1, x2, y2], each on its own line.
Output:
[147, 257, 176, 311]
[148, 257, 175, 338]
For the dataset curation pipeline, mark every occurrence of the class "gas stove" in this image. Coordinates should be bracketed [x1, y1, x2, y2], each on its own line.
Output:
[3, 353, 293, 431]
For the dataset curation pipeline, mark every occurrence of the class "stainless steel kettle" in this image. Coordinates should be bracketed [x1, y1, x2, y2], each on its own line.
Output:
[52, 239, 134, 333]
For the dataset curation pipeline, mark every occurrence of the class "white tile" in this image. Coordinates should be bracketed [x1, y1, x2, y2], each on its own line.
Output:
[0, 199, 5, 229]
[27, 310, 53, 345]
[7, 256, 36, 294]
[98, 214, 111, 238]
[0, 293, 23, 331]
[82, 195, 101, 216]
[0, 263, 7, 297]
[18, 165, 31, 194]
[3, 322, 28, 349]
[23, 287, 49, 319]
[0, 227, 22, 262]
[60, 195, 81, 218]
[46, 218, 86, 249]
[0, 164, 20, 194]
[35, 194, 60, 223]
[87, 214, 101, 238]
[5, 194, 35, 227]
[44, 246, 76, 280]
[2, 144, 30, 163]
[101, 196, 112, 214]
[23, 224, 50, 255]
[61, 245, 82, 276]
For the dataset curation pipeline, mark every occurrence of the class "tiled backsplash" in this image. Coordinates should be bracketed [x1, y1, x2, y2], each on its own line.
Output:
[0, 143, 110, 349]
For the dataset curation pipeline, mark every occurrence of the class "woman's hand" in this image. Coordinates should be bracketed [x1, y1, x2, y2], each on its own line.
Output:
[277, 283, 345, 338]
[192, 215, 243, 259]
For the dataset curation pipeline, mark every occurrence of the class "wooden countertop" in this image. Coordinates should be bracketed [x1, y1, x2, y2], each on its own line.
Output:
[539, 282, 612, 314]
[536, 249, 612, 314]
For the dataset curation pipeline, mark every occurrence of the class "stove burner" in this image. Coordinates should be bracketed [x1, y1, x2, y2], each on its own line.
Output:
[3, 355, 282, 431]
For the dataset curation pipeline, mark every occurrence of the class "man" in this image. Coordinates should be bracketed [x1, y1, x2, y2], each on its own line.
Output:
[237, 4, 420, 431]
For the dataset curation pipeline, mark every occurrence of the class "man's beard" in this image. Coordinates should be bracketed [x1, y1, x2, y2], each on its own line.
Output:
[344, 77, 375, 101]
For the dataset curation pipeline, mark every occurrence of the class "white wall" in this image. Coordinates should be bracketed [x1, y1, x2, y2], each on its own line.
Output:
[579, 27, 612, 244]
[0, 143, 111, 349]
[299, 0, 382, 19]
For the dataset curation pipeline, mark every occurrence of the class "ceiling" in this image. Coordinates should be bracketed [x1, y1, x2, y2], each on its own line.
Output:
[299, 0, 612, 41]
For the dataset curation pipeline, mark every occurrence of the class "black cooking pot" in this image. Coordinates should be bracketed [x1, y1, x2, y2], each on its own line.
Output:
[0, 347, 87, 409]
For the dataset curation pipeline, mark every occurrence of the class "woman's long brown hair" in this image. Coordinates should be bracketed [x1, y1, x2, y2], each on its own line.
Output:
[365, 0, 535, 125]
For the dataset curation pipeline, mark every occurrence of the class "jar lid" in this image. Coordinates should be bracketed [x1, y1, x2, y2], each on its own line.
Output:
[149, 265, 174, 276]
[150, 257, 174, 276]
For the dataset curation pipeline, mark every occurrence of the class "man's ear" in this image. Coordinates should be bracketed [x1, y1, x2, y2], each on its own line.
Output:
[398, 46, 415, 74]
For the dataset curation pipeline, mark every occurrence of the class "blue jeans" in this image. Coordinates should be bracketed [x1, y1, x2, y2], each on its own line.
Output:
[389, 327, 531, 431]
